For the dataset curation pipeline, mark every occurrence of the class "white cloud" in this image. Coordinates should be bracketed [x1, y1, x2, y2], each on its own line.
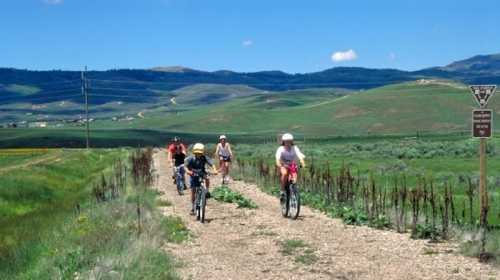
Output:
[389, 52, 396, 61]
[242, 40, 253, 47]
[43, 0, 64, 5]
[331, 49, 357, 62]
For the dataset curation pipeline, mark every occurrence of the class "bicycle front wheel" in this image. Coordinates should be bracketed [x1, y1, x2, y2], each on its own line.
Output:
[289, 184, 300, 220]
[196, 189, 202, 221]
[200, 190, 207, 223]
[281, 186, 290, 218]
[176, 175, 184, 195]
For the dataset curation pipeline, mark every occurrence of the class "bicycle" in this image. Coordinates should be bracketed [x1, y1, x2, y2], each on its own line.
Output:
[281, 162, 301, 220]
[173, 164, 186, 195]
[219, 155, 231, 185]
[192, 170, 211, 223]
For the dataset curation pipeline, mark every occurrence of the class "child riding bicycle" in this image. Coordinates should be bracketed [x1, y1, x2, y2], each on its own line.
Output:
[275, 133, 306, 203]
[186, 143, 218, 215]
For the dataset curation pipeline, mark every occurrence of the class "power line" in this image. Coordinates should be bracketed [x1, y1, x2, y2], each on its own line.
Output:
[0, 94, 84, 104]
[88, 94, 166, 99]
[88, 78, 416, 87]
[0, 91, 81, 102]
[91, 87, 158, 92]
[37, 88, 82, 94]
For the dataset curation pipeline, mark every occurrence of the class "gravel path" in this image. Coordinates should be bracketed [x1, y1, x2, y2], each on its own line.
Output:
[154, 150, 498, 280]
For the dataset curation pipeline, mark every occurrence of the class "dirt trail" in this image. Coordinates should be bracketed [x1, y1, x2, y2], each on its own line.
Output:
[153, 150, 498, 280]
[0, 151, 62, 174]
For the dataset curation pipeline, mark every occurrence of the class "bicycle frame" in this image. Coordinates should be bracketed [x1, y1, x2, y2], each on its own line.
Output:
[281, 161, 301, 219]
[174, 164, 186, 193]
[192, 172, 209, 223]
[287, 161, 299, 184]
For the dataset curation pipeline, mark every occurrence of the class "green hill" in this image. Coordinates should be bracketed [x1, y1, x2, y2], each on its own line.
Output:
[171, 84, 267, 105]
[92, 80, 492, 136]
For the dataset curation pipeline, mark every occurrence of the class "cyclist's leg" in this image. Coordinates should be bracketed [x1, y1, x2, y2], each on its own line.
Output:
[189, 176, 199, 213]
[218, 157, 224, 173]
[291, 171, 298, 183]
[279, 166, 288, 192]
[224, 160, 230, 177]
[180, 166, 186, 187]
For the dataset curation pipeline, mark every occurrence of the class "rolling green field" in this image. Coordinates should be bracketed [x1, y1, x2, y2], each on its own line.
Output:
[86, 81, 495, 136]
[1, 80, 494, 147]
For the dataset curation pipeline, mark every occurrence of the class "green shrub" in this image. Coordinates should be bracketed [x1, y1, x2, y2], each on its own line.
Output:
[411, 224, 440, 240]
[212, 186, 258, 209]
[371, 214, 392, 229]
[160, 216, 190, 244]
[340, 207, 368, 226]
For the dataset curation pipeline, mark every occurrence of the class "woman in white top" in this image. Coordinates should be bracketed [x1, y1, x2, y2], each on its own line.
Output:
[215, 135, 233, 183]
[275, 133, 306, 201]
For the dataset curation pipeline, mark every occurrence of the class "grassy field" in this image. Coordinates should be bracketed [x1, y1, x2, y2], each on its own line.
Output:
[0, 148, 186, 279]
[84, 81, 497, 136]
[0, 128, 223, 148]
[0, 149, 127, 261]
[1, 81, 495, 149]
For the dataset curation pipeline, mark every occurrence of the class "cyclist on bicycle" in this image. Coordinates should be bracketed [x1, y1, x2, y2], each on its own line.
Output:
[186, 143, 218, 215]
[167, 137, 187, 184]
[275, 133, 306, 203]
[215, 135, 233, 184]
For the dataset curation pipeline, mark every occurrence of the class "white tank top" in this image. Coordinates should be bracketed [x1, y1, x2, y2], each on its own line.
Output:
[218, 143, 230, 157]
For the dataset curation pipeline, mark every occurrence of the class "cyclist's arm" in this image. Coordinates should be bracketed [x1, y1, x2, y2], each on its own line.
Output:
[205, 157, 219, 174]
[214, 144, 220, 159]
[185, 158, 194, 176]
[275, 147, 283, 167]
[167, 147, 174, 167]
[227, 143, 234, 157]
[295, 146, 306, 168]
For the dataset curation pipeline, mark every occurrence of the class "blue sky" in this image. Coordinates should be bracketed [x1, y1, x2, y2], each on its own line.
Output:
[1, 0, 499, 73]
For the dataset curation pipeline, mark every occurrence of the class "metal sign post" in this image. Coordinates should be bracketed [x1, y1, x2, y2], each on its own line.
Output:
[470, 85, 496, 260]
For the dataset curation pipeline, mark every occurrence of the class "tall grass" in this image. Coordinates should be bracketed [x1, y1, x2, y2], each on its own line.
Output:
[0, 148, 185, 279]
[233, 139, 500, 263]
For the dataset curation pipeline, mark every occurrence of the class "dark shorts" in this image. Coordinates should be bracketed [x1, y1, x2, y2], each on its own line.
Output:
[190, 176, 204, 189]
[220, 155, 231, 162]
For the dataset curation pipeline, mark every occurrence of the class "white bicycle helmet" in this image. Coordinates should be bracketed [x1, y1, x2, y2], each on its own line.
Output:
[282, 133, 294, 141]
[219, 135, 227, 140]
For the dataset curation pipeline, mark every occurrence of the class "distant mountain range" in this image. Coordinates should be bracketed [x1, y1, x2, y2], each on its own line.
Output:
[1, 53, 500, 125]
[1, 53, 500, 94]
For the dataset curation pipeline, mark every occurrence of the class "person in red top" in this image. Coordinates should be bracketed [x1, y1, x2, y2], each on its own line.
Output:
[167, 136, 187, 184]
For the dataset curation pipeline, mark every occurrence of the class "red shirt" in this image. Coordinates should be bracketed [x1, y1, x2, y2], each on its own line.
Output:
[168, 143, 186, 154]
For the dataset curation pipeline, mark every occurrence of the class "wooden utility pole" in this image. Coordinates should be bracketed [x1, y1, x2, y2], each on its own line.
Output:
[82, 66, 90, 149]
[479, 137, 488, 232]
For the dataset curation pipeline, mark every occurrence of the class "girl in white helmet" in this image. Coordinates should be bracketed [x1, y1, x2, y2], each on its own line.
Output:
[275, 133, 306, 203]
[215, 135, 233, 184]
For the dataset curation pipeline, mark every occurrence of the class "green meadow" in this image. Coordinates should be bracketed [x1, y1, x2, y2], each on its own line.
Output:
[0, 148, 185, 279]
